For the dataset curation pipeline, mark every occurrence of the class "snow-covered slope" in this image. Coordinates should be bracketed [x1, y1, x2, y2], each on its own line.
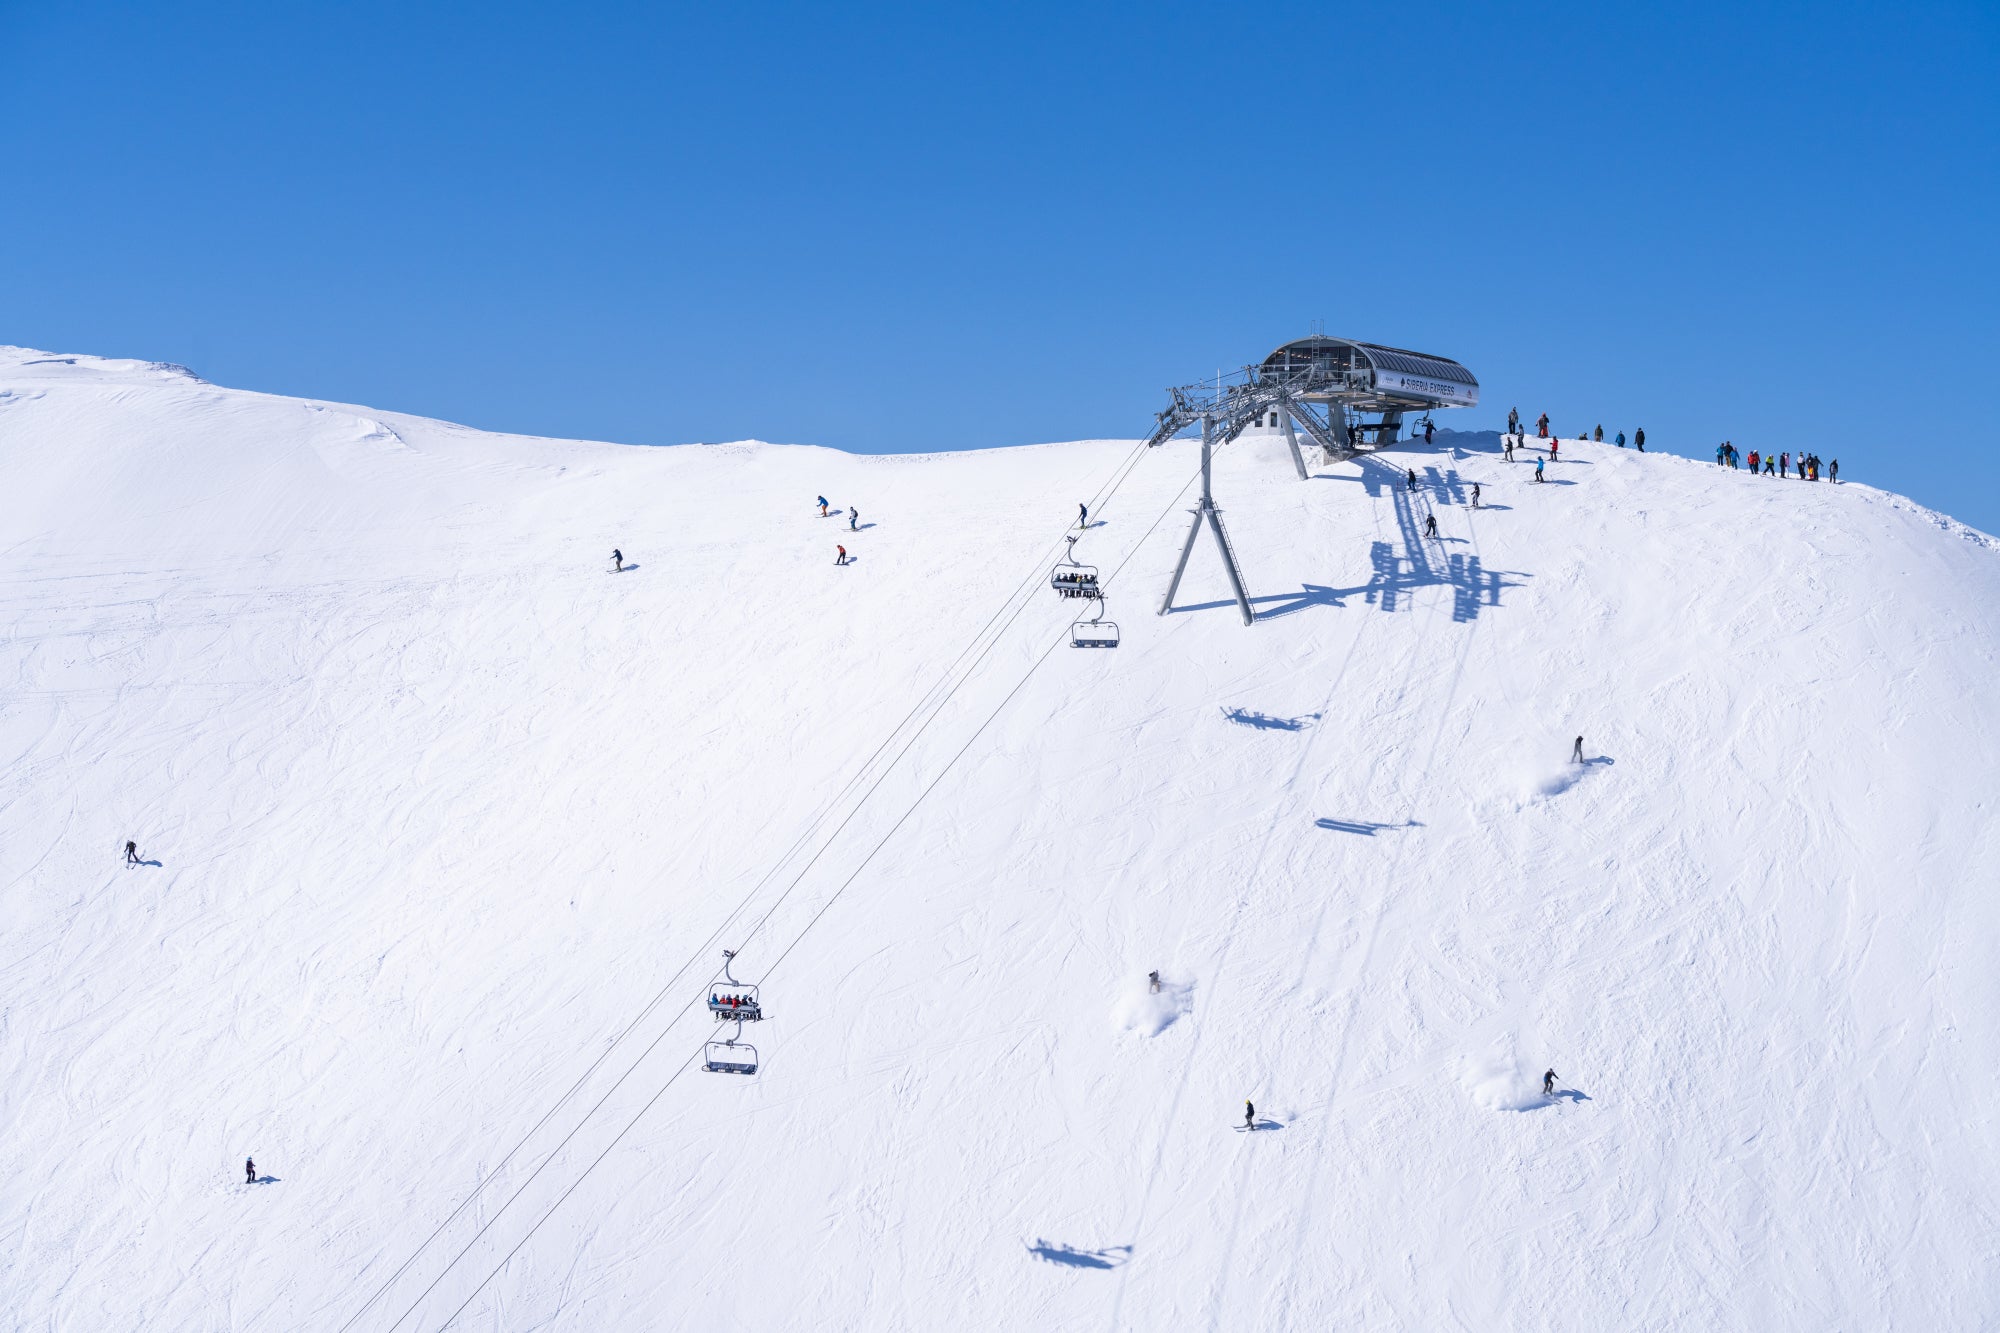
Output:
[4, 346, 1997, 1331]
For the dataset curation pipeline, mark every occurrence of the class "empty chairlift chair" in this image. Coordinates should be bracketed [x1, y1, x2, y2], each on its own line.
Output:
[1071, 600, 1119, 649]
[703, 1035, 759, 1075]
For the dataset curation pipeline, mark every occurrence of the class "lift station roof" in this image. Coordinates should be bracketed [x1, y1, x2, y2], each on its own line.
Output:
[1261, 336, 1479, 410]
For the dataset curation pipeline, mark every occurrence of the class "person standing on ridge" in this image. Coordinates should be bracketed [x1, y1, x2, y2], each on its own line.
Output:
[1244, 1100, 1255, 1130]
[1615, 430, 1625, 447]
[1571, 735, 1585, 763]
[1537, 411, 1550, 439]
[1765, 454, 1775, 475]
[1508, 407, 1520, 437]
[1830, 458, 1839, 483]
[1635, 427, 1645, 451]
[611, 548, 624, 573]
[1543, 1070, 1556, 1097]
[245, 1157, 257, 1185]
[1593, 424, 1603, 441]
[817, 495, 829, 517]
[124, 840, 140, 866]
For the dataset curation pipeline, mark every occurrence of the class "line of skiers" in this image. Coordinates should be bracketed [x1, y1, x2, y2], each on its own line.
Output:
[1718, 446, 1836, 481]
[816, 495, 864, 564]
[1506, 408, 1644, 452]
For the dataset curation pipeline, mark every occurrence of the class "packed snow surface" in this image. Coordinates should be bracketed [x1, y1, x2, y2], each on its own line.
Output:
[4, 346, 1998, 1330]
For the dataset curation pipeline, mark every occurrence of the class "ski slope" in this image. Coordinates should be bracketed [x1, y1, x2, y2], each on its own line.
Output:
[3, 346, 1997, 1331]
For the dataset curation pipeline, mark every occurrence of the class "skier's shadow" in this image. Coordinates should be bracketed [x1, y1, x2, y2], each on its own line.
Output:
[1540, 1090, 1590, 1107]
[250, 1175, 280, 1184]
[1238, 1119, 1285, 1132]
[853, 523, 877, 531]
[134, 859, 164, 868]
[611, 564, 641, 573]
[1027, 1239, 1132, 1269]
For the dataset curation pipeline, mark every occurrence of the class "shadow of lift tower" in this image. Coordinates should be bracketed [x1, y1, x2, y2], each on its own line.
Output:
[1143, 335, 1480, 626]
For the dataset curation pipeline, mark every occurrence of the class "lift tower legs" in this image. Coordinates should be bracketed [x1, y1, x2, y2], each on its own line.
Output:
[1159, 415, 1255, 626]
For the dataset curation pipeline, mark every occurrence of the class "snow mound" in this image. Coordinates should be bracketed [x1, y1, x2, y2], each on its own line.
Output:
[1462, 1042, 1547, 1112]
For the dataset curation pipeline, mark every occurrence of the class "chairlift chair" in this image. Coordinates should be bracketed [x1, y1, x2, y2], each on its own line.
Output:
[708, 984, 763, 1021]
[1071, 601, 1120, 648]
[703, 1034, 759, 1075]
[1052, 533, 1102, 599]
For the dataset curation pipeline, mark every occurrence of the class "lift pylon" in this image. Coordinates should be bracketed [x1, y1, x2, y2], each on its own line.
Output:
[1159, 415, 1254, 626]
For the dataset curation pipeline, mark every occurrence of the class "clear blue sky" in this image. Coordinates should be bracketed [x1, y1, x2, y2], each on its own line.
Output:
[6, 1, 1997, 530]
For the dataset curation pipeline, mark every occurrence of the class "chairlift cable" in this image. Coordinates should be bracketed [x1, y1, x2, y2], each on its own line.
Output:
[420, 457, 1207, 1332]
[357, 436, 1164, 1330]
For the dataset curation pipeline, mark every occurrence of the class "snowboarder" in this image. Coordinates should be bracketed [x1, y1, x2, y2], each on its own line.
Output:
[611, 548, 624, 573]
[1424, 512, 1438, 538]
[1634, 427, 1645, 451]
[1471, 483, 1482, 508]
[1078, 502, 1089, 529]
[1571, 735, 1584, 764]
[1534, 457, 1546, 482]
[1244, 1100, 1255, 1130]
[124, 840, 140, 866]
[835, 545, 849, 566]
[1543, 1070, 1556, 1097]
[1406, 468, 1418, 492]
[1830, 458, 1839, 482]
[848, 506, 859, 531]
[1615, 430, 1625, 447]
[817, 496, 829, 517]
[245, 1157, 256, 1185]
[1148, 970, 1161, 994]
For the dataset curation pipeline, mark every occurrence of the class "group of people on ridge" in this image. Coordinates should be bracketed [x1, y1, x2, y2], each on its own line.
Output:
[1720, 446, 1835, 481]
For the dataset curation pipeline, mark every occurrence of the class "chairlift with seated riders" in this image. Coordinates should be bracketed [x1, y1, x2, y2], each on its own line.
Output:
[703, 950, 764, 1076]
[1051, 535, 1101, 600]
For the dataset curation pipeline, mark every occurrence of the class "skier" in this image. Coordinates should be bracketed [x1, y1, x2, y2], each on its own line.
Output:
[835, 545, 849, 566]
[246, 1157, 257, 1185]
[1830, 458, 1839, 483]
[1471, 483, 1482, 508]
[1148, 970, 1161, 994]
[1593, 424, 1603, 442]
[1536, 411, 1550, 439]
[1244, 1100, 1255, 1130]
[848, 506, 859, 531]
[124, 840, 140, 866]
[1634, 427, 1645, 452]
[1615, 430, 1625, 448]
[1503, 437, 1514, 462]
[611, 548, 624, 573]
[1543, 1070, 1556, 1097]
[1406, 467, 1418, 492]
[1425, 512, 1438, 539]
[1571, 735, 1584, 764]
[1078, 502, 1089, 530]
[817, 496, 829, 517]
[1534, 457, 1546, 483]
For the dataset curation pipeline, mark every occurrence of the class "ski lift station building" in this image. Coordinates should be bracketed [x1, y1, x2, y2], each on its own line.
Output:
[1244, 335, 1480, 444]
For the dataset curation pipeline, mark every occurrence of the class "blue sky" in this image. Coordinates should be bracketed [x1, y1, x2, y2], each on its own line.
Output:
[5, 1, 1997, 530]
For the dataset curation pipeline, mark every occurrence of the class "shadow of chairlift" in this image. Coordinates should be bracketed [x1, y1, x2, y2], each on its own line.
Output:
[703, 949, 764, 1076]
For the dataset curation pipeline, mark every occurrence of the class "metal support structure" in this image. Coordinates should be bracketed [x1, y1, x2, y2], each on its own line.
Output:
[1159, 416, 1255, 626]
[1277, 404, 1308, 481]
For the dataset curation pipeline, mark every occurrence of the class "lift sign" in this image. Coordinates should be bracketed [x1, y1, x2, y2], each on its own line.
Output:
[1375, 370, 1478, 406]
